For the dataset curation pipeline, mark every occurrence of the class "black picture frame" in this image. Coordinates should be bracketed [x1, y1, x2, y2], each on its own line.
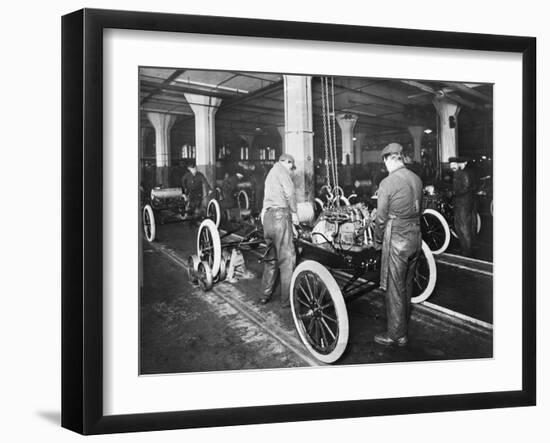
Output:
[61, 8, 536, 435]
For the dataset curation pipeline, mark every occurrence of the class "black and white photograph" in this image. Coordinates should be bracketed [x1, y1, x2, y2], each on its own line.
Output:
[3, 0, 546, 441]
[139, 68, 494, 373]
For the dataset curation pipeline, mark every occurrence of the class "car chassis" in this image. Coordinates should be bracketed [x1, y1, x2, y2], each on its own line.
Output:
[192, 199, 437, 364]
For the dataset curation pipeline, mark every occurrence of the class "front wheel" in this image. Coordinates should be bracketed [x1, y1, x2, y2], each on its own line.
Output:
[197, 219, 222, 278]
[421, 209, 450, 255]
[142, 205, 156, 242]
[411, 241, 437, 304]
[290, 260, 349, 364]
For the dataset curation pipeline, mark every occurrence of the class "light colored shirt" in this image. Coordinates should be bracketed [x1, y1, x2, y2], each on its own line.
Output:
[262, 162, 297, 213]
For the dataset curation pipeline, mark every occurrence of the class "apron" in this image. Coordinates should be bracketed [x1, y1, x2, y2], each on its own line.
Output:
[379, 216, 395, 291]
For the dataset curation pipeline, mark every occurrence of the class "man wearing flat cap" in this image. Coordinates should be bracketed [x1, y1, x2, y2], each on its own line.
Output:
[259, 153, 299, 307]
[373, 142, 423, 347]
[449, 156, 477, 256]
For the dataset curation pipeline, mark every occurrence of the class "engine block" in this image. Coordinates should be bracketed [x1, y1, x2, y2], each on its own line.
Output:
[312, 203, 376, 249]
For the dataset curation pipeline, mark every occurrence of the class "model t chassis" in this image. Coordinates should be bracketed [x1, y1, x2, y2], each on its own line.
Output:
[193, 199, 437, 364]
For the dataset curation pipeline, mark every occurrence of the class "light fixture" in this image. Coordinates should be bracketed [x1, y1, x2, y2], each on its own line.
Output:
[352, 137, 357, 141]
[424, 128, 432, 134]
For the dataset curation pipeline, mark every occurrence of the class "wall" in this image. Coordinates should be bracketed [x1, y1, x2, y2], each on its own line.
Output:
[1, 1, 546, 443]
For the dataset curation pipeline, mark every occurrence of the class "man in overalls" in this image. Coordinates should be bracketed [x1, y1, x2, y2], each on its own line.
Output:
[181, 162, 211, 219]
[449, 156, 477, 257]
[259, 154, 299, 307]
[374, 143, 423, 346]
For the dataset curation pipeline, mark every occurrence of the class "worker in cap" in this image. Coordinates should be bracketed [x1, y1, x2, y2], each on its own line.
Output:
[381, 142, 403, 157]
[259, 152, 298, 307]
[181, 161, 211, 221]
[449, 155, 477, 256]
[373, 142, 423, 347]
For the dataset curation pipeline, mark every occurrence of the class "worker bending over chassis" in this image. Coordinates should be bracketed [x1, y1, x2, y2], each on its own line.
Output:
[374, 143, 423, 347]
[260, 154, 299, 308]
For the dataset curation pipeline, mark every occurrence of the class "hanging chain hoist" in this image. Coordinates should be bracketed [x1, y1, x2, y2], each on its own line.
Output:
[320, 76, 340, 207]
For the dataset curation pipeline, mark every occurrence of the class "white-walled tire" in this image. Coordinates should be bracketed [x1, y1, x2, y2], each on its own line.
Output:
[290, 260, 349, 364]
[197, 261, 213, 291]
[187, 254, 201, 284]
[142, 205, 156, 242]
[237, 190, 249, 210]
[206, 198, 221, 228]
[411, 241, 437, 304]
[197, 219, 221, 278]
[421, 209, 451, 255]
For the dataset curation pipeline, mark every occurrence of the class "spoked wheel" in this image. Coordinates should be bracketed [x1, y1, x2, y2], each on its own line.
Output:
[142, 205, 156, 242]
[421, 209, 450, 255]
[290, 260, 349, 364]
[237, 190, 250, 210]
[411, 241, 437, 304]
[197, 260, 213, 291]
[187, 254, 200, 284]
[206, 198, 221, 228]
[197, 219, 221, 278]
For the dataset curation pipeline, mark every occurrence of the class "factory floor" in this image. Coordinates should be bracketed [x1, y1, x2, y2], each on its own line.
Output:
[140, 221, 493, 374]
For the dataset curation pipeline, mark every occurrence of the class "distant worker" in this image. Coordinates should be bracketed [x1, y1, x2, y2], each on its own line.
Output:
[374, 143, 423, 347]
[181, 162, 211, 219]
[449, 156, 477, 257]
[259, 154, 299, 307]
[221, 170, 244, 209]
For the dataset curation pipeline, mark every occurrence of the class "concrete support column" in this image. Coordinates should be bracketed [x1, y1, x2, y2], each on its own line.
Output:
[283, 75, 314, 203]
[276, 125, 286, 153]
[147, 112, 177, 186]
[336, 113, 358, 186]
[433, 98, 460, 163]
[184, 93, 222, 186]
[408, 125, 425, 162]
[354, 132, 368, 166]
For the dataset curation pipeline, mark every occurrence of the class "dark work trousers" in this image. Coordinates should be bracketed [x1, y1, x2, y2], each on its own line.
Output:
[383, 224, 422, 340]
[454, 196, 476, 256]
[260, 208, 296, 304]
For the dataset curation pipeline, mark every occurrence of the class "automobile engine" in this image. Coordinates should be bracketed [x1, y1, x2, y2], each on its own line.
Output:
[311, 203, 377, 249]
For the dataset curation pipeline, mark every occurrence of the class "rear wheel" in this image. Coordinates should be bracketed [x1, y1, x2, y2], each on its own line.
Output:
[197, 261, 213, 291]
[197, 219, 221, 278]
[206, 198, 221, 228]
[187, 254, 200, 284]
[421, 209, 450, 255]
[290, 260, 349, 363]
[411, 241, 437, 304]
[142, 205, 156, 242]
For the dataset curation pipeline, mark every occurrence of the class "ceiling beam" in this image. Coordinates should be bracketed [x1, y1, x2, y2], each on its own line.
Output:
[401, 80, 482, 109]
[140, 69, 186, 106]
[442, 82, 492, 103]
[140, 79, 238, 102]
